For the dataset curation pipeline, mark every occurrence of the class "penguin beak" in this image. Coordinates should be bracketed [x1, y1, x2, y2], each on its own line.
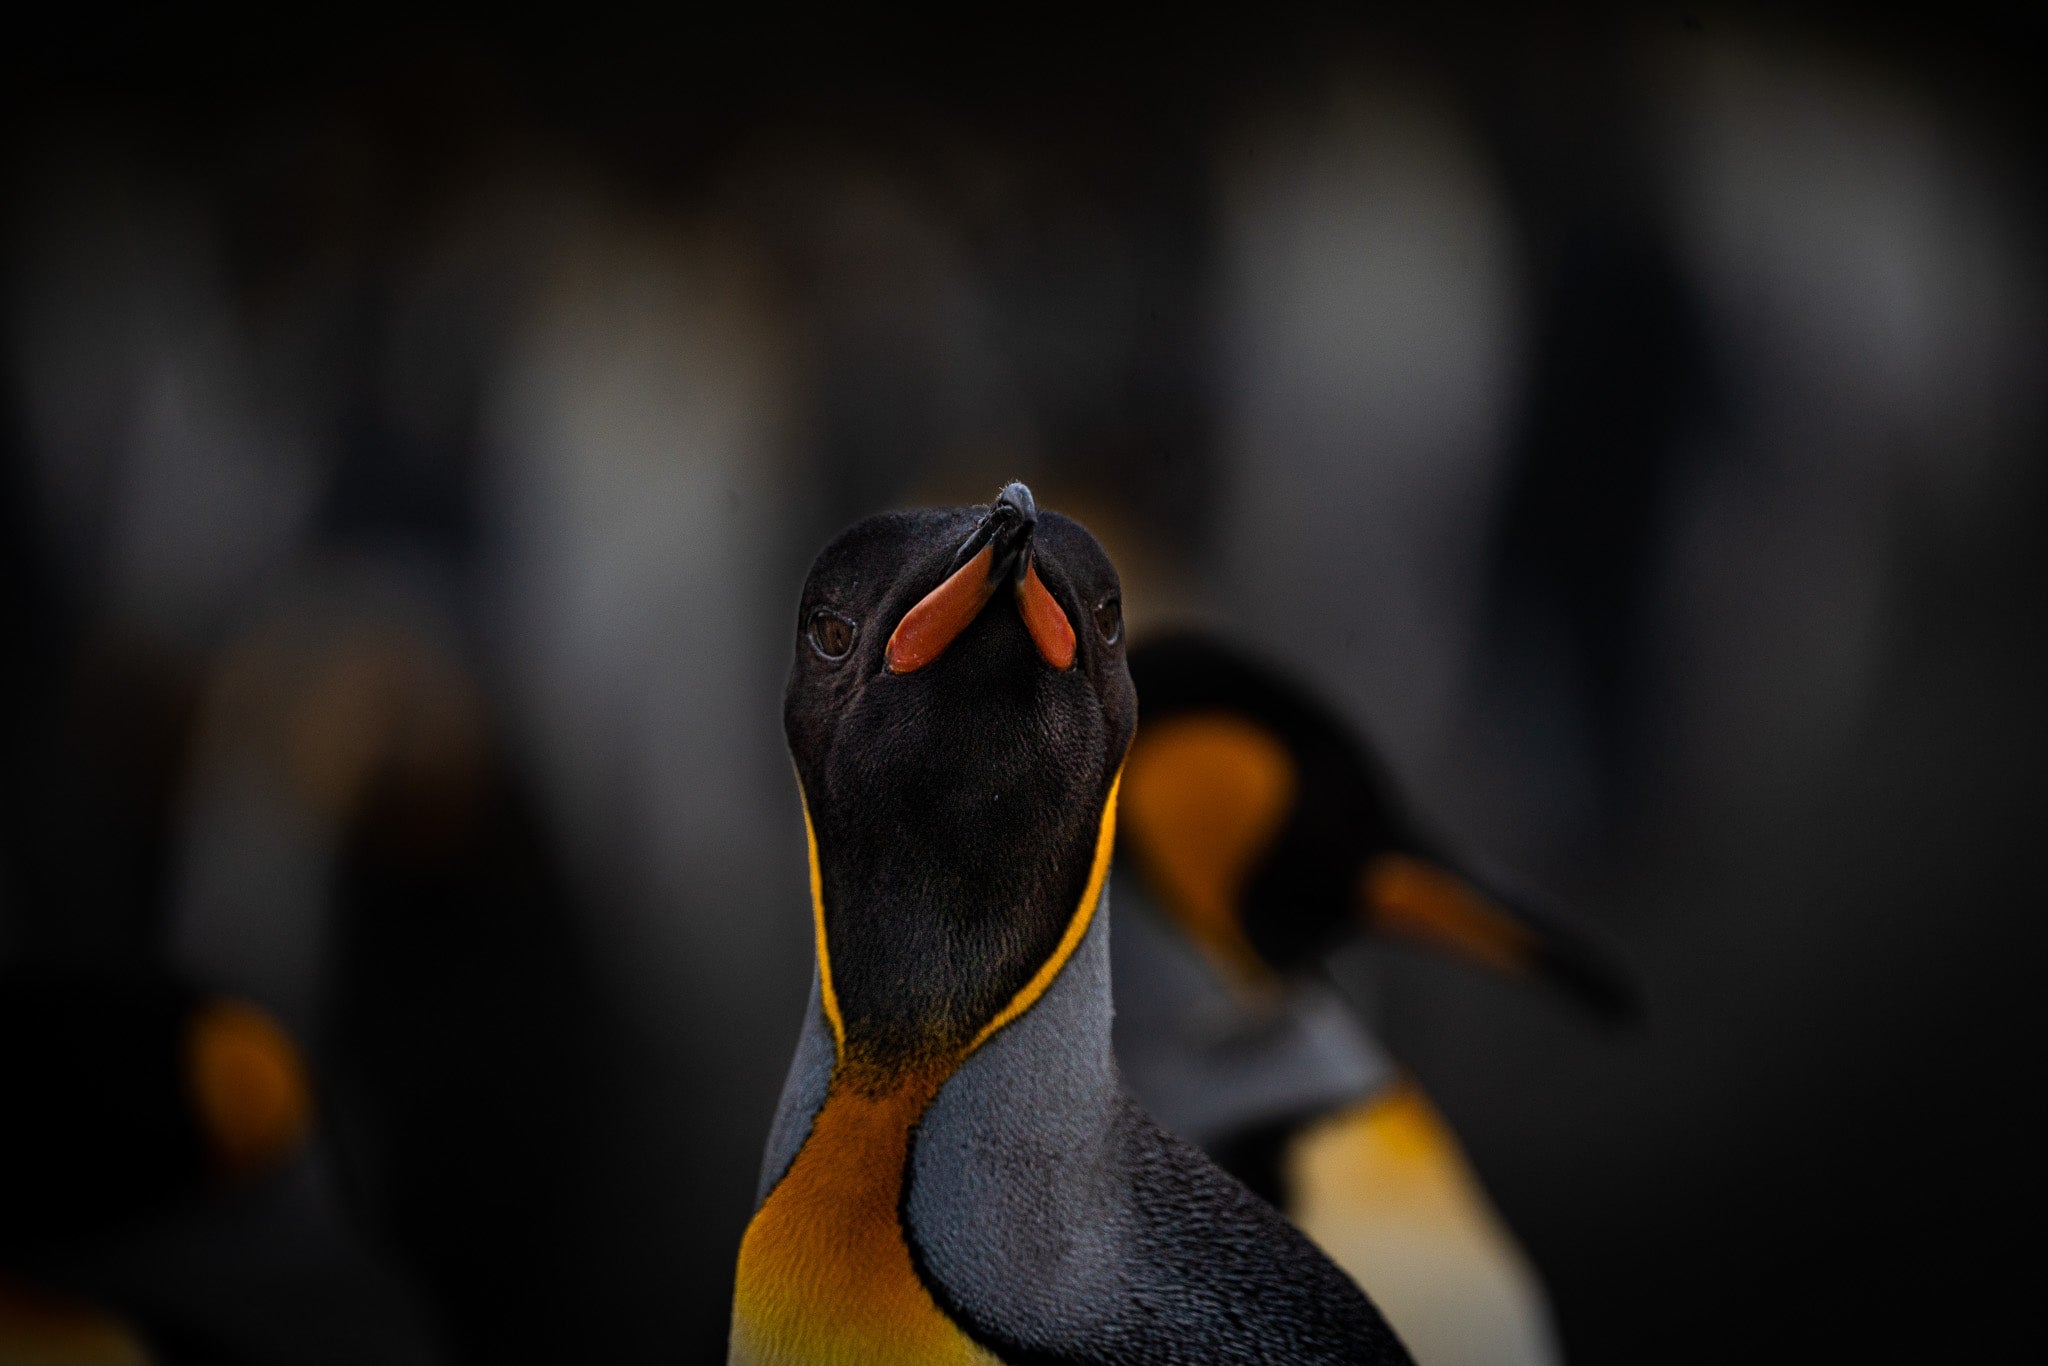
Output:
[887, 482, 1076, 674]
[1361, 855, 1641, 1022]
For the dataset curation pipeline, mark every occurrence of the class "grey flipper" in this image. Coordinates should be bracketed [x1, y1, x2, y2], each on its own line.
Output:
[1110, 869, 1394, 1149]
[906, 885, 1410, 1365]
[754, 969, 836, 1205]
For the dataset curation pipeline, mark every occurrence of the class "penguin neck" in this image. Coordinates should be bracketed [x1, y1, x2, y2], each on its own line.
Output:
[805, 772, 1122, 1095]
[730, 784, 1119, 1366]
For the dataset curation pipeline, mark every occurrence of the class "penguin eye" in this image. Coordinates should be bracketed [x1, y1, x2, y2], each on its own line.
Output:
[1092, 594, 1122, 646]
[807, 609, 858, 661]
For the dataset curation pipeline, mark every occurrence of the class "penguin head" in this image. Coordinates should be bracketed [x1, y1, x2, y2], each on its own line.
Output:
[1121, 631, 1638, 1021]
[0, 966, 314, 1245]
[786, 483, 1135, 1079]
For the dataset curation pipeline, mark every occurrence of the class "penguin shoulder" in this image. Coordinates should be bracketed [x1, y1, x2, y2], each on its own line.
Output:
[904, 915, 1410, 1364]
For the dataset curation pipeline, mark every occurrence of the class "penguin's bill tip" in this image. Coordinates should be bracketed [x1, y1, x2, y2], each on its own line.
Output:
[184, 998, 313, 1181]
[884, 489, 1077, 674]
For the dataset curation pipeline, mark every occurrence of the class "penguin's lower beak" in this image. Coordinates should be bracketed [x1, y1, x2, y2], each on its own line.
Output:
[887, 482, 1076, 673]
[1361, 855, 1642, 1023]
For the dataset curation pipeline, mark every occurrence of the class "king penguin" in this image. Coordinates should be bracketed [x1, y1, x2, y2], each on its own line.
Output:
[1110, 630, 1639, 1365]
[731, 484, 1412, 1365]
[0, 964, 312, 1366]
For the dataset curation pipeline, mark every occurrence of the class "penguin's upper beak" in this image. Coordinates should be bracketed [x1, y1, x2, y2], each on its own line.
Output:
[887, 481, 1076, 674]
[1361, 854, 1642, 1023]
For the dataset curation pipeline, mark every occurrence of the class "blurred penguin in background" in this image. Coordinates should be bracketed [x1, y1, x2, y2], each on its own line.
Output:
[0, 964, 311, 1366]
[0, 641, 439, 1366]
[0, 414, 439, 1366]
[1113, 629, 1638, 1365]
[164, 551, 609, 1366]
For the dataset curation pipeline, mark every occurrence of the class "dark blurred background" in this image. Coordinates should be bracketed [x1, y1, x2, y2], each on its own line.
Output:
[3, 4, 2041, 1361]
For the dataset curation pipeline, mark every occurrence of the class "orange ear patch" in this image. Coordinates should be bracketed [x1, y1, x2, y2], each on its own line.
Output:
[184, 1000, 313, 1181]
[1121, 714, 1296, 980]
[1362, 854, 1536, 977]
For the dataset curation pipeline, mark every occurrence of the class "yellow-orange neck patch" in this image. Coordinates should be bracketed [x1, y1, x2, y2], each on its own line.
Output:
[730, 1066, 997, 1366]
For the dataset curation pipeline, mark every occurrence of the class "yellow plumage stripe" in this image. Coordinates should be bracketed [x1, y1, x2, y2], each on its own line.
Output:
[797, 780, 846, 1058]
[967, 769, 1120, 1054]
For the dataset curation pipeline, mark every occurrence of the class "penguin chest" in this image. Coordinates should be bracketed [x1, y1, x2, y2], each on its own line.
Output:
[731, 1078, 998, 1366]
